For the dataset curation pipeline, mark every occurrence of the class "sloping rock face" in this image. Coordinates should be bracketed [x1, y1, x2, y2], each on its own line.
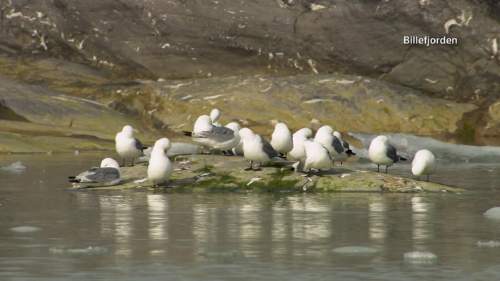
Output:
[106, 74, 476, 137]
[1, 0, 499, 99]
[0, 0, 499, 149]
[0, 75, 157, 153]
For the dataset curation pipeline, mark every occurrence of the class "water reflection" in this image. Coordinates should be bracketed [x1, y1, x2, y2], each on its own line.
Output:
[70, 193, 445, 263]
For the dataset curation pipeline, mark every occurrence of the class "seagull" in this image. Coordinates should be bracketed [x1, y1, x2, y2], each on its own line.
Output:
[368, 135, 407, 173]
[314, 125, 344, 165]
[115, 125, 147, 166]
[68, 158, 121, 187]
[225, 121, 242, 155]
[270, 122, 293, 156]
[333, 131, 356, 165]
[210, 108, 222, 126]
[147, 138, 173, 187]
[304, 140, 333, 175]
[184, 115, 239, 152]
[412, 149, 436, 181]
[288, 128, 313, 171]
[239, 128, 280, 171]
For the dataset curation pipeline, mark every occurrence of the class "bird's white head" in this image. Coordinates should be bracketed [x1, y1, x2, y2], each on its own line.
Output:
[121, 125, 135, 137]
[225, 122, 241, 133]
[317, 125, 333, 135]
[374, 135, 389, 143]
[153, 137, 171, 152]
[238, 127, 254, 140]
[333, 131, 342, 139]
[194, 115, 213, 132]
[210, 108, 221, 123]
[275, 122, 289, 131]
[100, 158, 120, 169]
[295, 127, 313, 138]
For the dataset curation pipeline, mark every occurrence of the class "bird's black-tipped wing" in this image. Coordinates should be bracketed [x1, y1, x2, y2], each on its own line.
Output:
[134, 138, 147, 151]
[332, 137, 345, 154]
[262, 138, 279, 158]
[386, 144, 399, 162]
[342, 140, 350, 149]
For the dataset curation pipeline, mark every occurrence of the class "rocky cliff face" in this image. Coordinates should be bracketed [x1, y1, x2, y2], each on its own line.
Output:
[0, 0, 499, 151]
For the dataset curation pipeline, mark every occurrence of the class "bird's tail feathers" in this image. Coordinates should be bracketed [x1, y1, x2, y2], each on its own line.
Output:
[68, 178, 80, 183]
[398, 155, 408, 161]
[183, 131, 193, 137]
[346, 149, 356, 156]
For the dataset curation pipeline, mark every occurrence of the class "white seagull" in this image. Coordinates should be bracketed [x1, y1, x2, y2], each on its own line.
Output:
[115, 125, 147, 166]
[147, 138, 173, 187]
[225, 121, 242, 155]
[210, 108, 222, 126]
[270, 122, 293, 156]
[412, 149, 436, 181]
[333, 131, 356, 165]
[368, 135, 407, 173]
[304, 140, 333, 174]
[288, 128, 313, 171]
[68, 158, 121, 187]
[314, 125, 344, 164]
[185, 115, 239, 152]
[239, 128, 280, 171]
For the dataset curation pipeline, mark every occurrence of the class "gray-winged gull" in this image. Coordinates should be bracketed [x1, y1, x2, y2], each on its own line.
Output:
[68, 158, 121, 187]
[368, 135, 407, 173]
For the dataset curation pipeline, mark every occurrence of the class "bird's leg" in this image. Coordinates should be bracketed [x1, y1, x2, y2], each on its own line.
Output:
[377, 164, 380, 172]
[244, 161, 253, 171]
[426, 175, 430, 182]
[131, 159, 135, 166]
[340, 161, 343, 166]
[385, 166, 388, 174]
[252, 162, 262, 171]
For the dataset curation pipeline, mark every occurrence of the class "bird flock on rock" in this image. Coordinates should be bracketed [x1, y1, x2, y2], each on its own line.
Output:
[69, 108, 437, 187]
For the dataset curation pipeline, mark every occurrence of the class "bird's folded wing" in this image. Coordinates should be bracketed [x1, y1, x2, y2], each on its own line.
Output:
[194, 126, 235, 142]
[332, 137, 345, 154]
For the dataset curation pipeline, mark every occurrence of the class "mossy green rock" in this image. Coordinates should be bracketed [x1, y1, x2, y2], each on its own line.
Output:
[73, 155, 462, 193]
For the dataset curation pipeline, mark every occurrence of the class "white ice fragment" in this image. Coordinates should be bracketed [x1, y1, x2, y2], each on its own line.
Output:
[403, 251, 437, 264]
[477, 240, 500, 248]
[1, 161, 27, 174]
[10, 226, 41, 233]
[49, 246, 108, 255]
[332, 246, 379, 255]
[484, 207, 500, 220]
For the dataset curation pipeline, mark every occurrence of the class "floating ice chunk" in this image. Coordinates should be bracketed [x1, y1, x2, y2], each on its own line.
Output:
[477, 240, 500, 248]
[332, 246, 379, 255]
[1, 161, 27, 174]
[49, 246, 108, 255]
[10, 226, 41, 233]
[484, 207, 500, 220]
[403, 251, 437, 264]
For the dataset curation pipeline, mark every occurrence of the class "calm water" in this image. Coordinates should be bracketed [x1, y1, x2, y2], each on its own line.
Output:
[1, 153, 500, 281]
